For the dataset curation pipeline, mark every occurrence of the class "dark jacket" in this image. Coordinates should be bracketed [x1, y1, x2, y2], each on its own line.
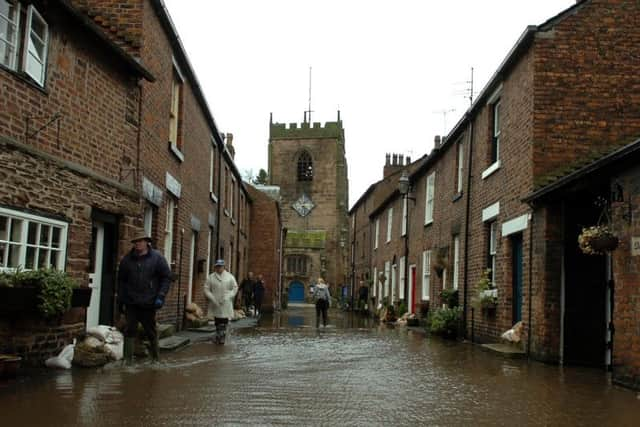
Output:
[241, 278, 254, 299]
[118, 248, 172, 307]
[253, 280, 265, 303]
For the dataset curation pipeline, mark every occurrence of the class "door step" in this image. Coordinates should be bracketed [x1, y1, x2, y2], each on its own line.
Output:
[480, 343, 526, 358]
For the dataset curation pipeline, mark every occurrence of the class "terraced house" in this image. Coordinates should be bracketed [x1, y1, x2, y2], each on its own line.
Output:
[349, 0, 640, 390]
[0, 0, 250, 364]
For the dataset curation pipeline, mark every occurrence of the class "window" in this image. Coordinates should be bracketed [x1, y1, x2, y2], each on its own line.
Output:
[488, 221, 498, 286]
[386, 208, 393, 243]
[452, 235, 460, 290]
[207, 226, 213, 274]
[297, 151, 313, 181]
[286, 255, 308, 275]
[391, 263, 397, 302]
[164, 197, 176, 263]
[374, 219, 379, 249]
[456, 139, 464, 193]
[421, 250, 431, 300]
[401, 197, 407, 236]
[209, 141, 218, 201]
[169, 65, 183, 156]
[143, 204, 156, 238]
[424, 172, 435, 225]
[230, 176, 236, 219]
[223, 166, 229, 215]
[0, 207, 67, 271]
[0, 3, 49, 87]
[399, 257, 405, 300]
[491, 100, 501, 164]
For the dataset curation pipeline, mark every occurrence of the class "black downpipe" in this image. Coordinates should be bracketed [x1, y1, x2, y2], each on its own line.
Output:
[176, 228, 184, 331]
[215, 138, 223, 259]
[462, 116, 474, 340]
[351, 212, 356, 311]
[527, 206, 534, 356]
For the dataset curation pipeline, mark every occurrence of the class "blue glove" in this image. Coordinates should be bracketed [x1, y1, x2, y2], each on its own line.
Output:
[154, 296, 165, 309]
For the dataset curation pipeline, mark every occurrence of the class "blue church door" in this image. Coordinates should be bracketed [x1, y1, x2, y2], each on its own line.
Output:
[288, 281, 305, 303]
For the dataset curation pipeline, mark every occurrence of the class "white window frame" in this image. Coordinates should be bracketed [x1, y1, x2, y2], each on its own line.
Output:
[424, 172, 435, 225]
[206, 227, 212, 276]
[452, 235, 460, 290]
[374, 218, 379, 249]
[386, 208, 393, 243]
[384, 261, 390, 298]
[399, 257, 405, 300]
[421, 250, 431, 300]
[22, 5, 48, 86]
[230, 176, 236, 220]
[401, 197, 407, 236]
[164, 197, 175, 263]
[209, 140, 218, 202]
[457, 139, 464, 193]
[169, 62, 184, 159]
[0, 0, 21, 70]
[0, 206, 68, 271]
[489, 221, 498, 286]
[373, 266, 377, 297]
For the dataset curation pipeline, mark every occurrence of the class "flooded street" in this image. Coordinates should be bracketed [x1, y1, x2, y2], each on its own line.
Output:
[1, 304, 639, 426]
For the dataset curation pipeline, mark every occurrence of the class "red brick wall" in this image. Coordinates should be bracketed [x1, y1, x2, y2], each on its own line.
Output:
[247, 186, 282, 312]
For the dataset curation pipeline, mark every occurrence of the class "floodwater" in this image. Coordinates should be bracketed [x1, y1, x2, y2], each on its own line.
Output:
[1, 304, 639, 426]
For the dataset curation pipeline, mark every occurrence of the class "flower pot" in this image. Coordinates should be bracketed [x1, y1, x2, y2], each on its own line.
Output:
[0, 287, 39, 315]
[589, 234, 619, 252]
[71, 287, 93, 307]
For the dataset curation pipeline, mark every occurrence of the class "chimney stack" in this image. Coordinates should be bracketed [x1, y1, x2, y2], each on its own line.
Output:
[383, 152, 409, 179]
[225, 133, 235, 159]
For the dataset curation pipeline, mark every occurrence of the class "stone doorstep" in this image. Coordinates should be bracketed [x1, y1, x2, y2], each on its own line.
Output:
[480, 343, 526, 359]
[158, 335, 190, 351]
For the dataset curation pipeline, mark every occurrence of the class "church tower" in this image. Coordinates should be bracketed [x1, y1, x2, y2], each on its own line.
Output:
[268, 112, 349, 302]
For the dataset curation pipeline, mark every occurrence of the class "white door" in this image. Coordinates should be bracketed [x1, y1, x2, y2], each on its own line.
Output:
[87, 222, 104, 330]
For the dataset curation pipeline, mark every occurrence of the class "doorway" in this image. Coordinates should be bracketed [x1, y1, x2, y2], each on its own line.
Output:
[288, 281, 305, 303]
[87, 213, 118, 329]
[563, 191, 607, 367]
[511, 234, 523, 324]
[409, 265, 417, 314]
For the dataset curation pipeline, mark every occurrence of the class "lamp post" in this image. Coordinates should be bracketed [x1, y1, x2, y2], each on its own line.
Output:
[398, 171, 415, 313]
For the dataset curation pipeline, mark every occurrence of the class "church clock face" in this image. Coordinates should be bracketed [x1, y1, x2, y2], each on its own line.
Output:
[292, 194, 315, 217]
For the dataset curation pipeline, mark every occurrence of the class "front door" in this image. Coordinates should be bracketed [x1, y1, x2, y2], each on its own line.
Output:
[409, 265, 417, 314]
[87, 214, 118, 329]
[511, 234, 523, 323]
[288, 281, 305, 303]
[87, 223, 104, 329]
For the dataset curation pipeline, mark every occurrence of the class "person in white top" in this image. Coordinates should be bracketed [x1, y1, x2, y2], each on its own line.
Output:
[203, 259, 238, 344]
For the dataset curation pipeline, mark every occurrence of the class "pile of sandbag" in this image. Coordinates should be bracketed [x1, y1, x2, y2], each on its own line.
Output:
[73, 326, 124, 368]
[501, 321, 524, 344]
[185, 302, 208, 327]
[232, 309, 246, 320]
[45, 339, 76, 369]
[396, 312, 418, 326]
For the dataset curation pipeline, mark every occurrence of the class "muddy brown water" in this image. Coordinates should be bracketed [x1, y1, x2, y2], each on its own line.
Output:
[1, 304, 639, 426]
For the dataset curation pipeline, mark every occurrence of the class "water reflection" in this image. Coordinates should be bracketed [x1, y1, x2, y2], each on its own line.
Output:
[1, 306, 639, 426]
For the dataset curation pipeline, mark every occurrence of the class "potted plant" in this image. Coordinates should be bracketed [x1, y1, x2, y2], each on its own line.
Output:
[472, 269, 497, 316]
[427, 306, 462, 339]
[578, 225, 619, 255]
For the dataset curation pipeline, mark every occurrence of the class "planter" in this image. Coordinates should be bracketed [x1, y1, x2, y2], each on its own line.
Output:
[71, 287, 93, 307]
[0, 287, 39, 314]
[589, 234, 619, 252]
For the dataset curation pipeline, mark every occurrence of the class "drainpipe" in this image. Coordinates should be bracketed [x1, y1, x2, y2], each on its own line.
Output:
[527, 204, 535, 357]
[215, 135, 223, 259]
[351, 212, 356, 311]
[135, 82, 143, 187]
[462, 115, 474, 339]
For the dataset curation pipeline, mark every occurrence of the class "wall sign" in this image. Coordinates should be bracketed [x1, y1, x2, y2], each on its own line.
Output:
[632, 237, 640, 256]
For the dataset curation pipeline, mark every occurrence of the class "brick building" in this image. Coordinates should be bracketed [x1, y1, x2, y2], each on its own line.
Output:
[350, 0, 640, 390]
[0, 0, 251, 363]
[268, 113, 349, 302]
[247, 184, 285, 312]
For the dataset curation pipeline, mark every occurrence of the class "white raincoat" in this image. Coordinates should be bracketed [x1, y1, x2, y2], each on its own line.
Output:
[204, 270, 238, 319]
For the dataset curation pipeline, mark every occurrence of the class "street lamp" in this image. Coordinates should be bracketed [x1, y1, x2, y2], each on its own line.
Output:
[398, 170, 415, 313]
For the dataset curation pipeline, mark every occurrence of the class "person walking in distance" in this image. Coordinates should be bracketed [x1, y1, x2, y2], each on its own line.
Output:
[253, 274, 266, 317]
[240, 271, 255, 315]
[314, 278, 331, 328]
[204, 259, 238, 344]
[117, 235, 172, 363]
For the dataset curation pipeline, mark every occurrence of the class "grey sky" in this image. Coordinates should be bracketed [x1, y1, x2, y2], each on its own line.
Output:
[163, 0, 576, 207]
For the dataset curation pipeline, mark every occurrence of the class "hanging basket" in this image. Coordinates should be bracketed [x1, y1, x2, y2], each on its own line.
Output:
[578, 226, 619, 255]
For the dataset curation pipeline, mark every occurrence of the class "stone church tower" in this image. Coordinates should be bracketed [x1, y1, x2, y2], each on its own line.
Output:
[268, 112, 349, 302]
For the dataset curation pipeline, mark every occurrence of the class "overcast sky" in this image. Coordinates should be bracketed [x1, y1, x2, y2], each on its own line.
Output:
[163, 0, 576, 208]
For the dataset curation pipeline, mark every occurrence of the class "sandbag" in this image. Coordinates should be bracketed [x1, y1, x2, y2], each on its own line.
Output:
[45, 340, 75, 370]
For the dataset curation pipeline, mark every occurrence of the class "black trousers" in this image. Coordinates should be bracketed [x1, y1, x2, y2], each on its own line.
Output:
[316, 299, 328, 327]
[125, 305, 157, 344]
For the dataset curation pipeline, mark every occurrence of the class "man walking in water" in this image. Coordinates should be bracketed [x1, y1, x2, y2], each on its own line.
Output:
[117, 235, 172, 363]
[204, 259, 238, 344]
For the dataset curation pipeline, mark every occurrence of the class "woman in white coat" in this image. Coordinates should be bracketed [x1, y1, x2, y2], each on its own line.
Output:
[203, 259, 238, 344]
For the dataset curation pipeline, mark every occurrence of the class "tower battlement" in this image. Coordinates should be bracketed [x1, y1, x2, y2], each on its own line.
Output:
[269, 112, 344, 140]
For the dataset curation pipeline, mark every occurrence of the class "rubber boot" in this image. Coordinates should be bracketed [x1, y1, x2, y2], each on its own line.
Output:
[215, 323, 227, 344]
[149, 338, 160, 362]
[123, 337, 135, 365]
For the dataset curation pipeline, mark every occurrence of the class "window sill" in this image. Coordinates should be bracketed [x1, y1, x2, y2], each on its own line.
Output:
[424, 219, 433, 228]
[481, 160, 501, 180]
[231, 218, 236, 225]
[168, 142, 184, 162]
[210, 192, 218, 203]
[224, 209, 230, 217]
[0, 64, 48, 94]
[452, 192, 463, 203]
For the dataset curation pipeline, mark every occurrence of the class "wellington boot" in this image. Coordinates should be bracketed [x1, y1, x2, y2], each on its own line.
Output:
[149, 338, 160, 362]
[123, 337, 135, 365]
